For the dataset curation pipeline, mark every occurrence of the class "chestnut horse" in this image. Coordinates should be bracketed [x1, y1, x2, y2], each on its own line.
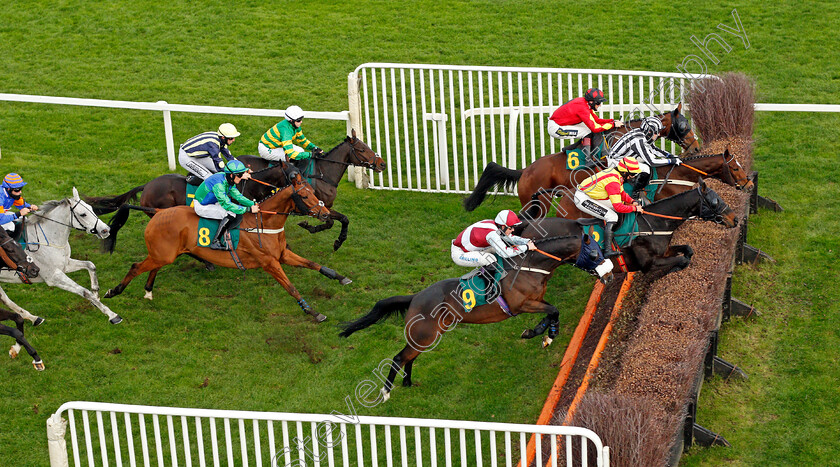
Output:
[87, 130, 385, 251]
[464, 104, 703, 213]
[104, 174, 344, 322]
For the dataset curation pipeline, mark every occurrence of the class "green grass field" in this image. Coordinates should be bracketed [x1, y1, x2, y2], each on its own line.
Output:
[2, 1, 838, 466]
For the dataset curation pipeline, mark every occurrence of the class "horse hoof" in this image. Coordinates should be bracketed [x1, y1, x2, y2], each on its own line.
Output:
[333, 241, 343, 251]
[9, 347, 18, 359]
[33, 317, 45, 327]
[104, 289, 115, 299]
[380, 387, 391, 402]
[312, 313, 327, 323]
[542, 336, 554, 348]
[339, 278, 352, 286]
[204, 263, 216, 272]
[520, 329, 536, 339]
[33, 360, 45, 371]
[143, 290, 153, 301]
[109, 315, 123, 325]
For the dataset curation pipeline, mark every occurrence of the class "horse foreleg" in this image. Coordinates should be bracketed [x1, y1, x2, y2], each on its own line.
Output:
[653, 245, 695, 274]
[298, 217, 334, 234]
[43, 270, 124, 325]
[1, 320, 43, 370]
[402, 359, 414, 387]
[0, 287, 44, 326]
[517, 300, 561, 348]
[261, 259, 327, 322]
[63, 258, 100, 298]
[279, 248, 352, 285]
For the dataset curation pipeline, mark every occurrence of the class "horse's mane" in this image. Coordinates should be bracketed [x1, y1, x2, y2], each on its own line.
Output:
[647, 183, 701, 205]
[28, 199, 67, 224]
[681, 152, 725, 162]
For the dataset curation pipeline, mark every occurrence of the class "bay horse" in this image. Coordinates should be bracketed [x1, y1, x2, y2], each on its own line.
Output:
[103, 173, 345, 322]
[464, 104, 706, 213]
[0, 189, 122, 325]
[340, 182, 737, 400]
[0, 228, 44, 371]
[87, 130, 385, 251]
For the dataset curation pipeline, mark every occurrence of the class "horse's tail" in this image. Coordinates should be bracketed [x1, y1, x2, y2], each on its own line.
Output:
[102, 204, 160, 254]
[85, 185, 146, 216]
[463, 162, 522, 211]
[339, 294, 416, 337]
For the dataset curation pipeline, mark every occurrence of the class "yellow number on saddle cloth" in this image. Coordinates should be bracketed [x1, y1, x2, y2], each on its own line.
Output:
[198, 227, 211, 246]
[566, 149, 582, 169]
[462, 289, 476, 311]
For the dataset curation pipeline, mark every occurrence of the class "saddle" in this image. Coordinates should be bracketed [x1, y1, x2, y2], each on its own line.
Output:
[457, 257, 504, 312]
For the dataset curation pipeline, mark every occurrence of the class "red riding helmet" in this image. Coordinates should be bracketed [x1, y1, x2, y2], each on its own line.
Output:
[584, 88, 607, 106]
[494, 209, 522, 228]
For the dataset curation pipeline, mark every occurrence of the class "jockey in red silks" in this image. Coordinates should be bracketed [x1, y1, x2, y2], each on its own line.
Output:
[451, 209, 536, 268]
[547, 88, 624, 161]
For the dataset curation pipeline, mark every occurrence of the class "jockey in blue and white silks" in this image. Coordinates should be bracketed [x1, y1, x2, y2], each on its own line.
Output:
[607, 117, 682, 199]
[178, 123, 240, 180]
[1, 173, 39, 233]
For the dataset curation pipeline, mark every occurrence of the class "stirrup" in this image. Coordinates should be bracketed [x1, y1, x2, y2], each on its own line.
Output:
[209, 240, 229, 251]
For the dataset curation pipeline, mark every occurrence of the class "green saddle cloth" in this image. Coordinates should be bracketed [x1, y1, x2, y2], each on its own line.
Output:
[186, 183, 200, 208]
[197, 217, 241, 250]
[457, 256, 504, 312]
[294, 159, 317, 186]
[590, 213, 639, 250]
[564, 141, 608, 170]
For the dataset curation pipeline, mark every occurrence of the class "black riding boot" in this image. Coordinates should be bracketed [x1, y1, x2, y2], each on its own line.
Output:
[631, 172, 651, 202]
[590, 132, 606, 160]
[209, 216, 233, 250]
[602, 221, 619, 258]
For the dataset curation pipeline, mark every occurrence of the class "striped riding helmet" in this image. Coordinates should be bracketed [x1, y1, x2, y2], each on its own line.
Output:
[640, 117, 664, 141]
[494, 209, 522, 228]
[616, 157, 642, 174]
[2, 173, 27, 189]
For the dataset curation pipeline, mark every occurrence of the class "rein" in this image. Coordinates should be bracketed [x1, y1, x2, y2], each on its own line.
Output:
[680, 163, 709, 176]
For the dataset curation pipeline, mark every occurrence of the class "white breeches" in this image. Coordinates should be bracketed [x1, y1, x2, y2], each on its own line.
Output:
[573, 190, 619, 223]
[179, 148, 219, 179]
[547, 120, 591, 141]
[451, 243, 497, 267]
[193, 202, 229, 220]
[258, 143, 304, 162]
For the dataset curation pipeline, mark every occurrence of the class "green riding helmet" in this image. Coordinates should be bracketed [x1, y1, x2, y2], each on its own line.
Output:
[224, 160, 248, 175]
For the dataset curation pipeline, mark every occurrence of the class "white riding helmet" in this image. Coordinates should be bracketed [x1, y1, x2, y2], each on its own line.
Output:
[285, 105, 305, 122]
[640, 117, 663, 141]
[218, 123, 240, 138]
[494, 209, 522, 228]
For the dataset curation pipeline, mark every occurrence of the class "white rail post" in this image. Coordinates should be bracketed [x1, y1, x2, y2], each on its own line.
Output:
[158, 101, 176, 170]
[347, 71, 367, 188]
[47, 413, 69, 467]
[425, 112, 449, 186]
[508, 108, 521, 169]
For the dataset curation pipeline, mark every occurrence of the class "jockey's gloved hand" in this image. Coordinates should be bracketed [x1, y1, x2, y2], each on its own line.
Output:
[673, 159, 682, 165]
[312, 147, 324, 158]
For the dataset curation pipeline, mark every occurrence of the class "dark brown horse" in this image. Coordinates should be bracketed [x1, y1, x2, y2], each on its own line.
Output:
[87, 130, 385, 251]
[464, 104, 705, 213]
[0, 229, 44, 370]
[340, 183, 737, 399]
[103, 174, 345, 322]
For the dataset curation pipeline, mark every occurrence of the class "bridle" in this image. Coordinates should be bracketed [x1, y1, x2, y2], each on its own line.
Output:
[30, 198, 107, 235]
[0, 236, 35, 284]
[307, 139, 381, 187]
[721, 151, 752, 188]
[665, 115, 697, 151]
[641, 186, 729, 224]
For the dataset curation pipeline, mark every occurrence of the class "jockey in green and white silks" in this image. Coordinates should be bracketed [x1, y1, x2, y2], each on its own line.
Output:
[451, 210, 536, 267]
[258, 105, 323, 163]
[193, 160, 259, 250]
[179, 123, 240, 180]
[606, 117, 682, 199]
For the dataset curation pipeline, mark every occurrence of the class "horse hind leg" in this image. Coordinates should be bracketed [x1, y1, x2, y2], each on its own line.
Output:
[1, 320, 43, 370]
[0, 288, 44, 326]
[381, 345, 419, 402]
[143, 268, 161, 300]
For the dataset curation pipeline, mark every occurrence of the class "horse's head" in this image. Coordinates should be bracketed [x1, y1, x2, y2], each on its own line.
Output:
[0, 232, 39, 280]
[696, 179, 738, 228]
[288, 174, 330, 221]
[344, 129, 386, 172]
[662, 103, 700, 155]
[68, 187, 111, 239]
[721, 147, 754, 191]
